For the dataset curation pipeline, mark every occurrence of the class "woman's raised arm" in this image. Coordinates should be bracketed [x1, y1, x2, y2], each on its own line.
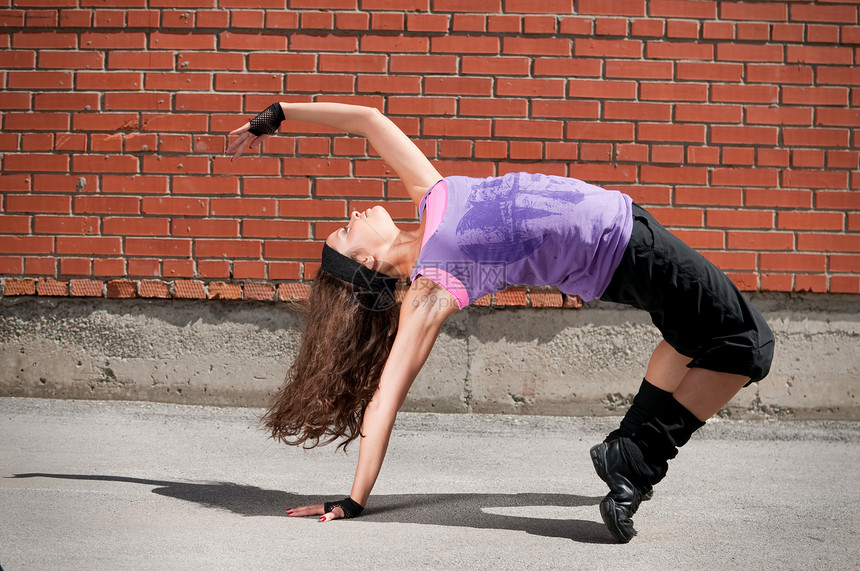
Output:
[228, 102, 442, 206]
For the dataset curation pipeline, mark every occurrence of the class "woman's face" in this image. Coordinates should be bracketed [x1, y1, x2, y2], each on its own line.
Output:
[325, 205, 398, 263]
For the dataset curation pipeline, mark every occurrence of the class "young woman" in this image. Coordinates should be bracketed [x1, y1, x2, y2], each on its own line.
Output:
[227, 102, 774, 543]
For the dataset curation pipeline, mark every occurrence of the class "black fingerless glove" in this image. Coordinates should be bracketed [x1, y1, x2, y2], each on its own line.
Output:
[248, 102, 285, 136]
[324, 496, 364, 519]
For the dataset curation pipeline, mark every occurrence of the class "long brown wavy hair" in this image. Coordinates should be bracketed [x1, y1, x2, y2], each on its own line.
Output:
[262, 269, 400, 450]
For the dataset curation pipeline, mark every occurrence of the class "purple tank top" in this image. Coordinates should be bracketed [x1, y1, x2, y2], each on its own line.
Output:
[411, 173, 633, 310]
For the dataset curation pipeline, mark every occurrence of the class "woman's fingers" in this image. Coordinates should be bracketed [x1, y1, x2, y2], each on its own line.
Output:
[227, 130, 270, 161]
[228, 122, 251, 137]
[319, 505, 344, 522]
[284, 503, 345, 522]
[285, 503, 324, 517]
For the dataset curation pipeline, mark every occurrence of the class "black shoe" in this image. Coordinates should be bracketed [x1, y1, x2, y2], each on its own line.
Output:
[592, 439, 654, 501]
[590, 438, 649, 543]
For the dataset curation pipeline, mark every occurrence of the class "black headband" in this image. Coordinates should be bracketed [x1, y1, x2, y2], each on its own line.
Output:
[320, 243, 398, 296]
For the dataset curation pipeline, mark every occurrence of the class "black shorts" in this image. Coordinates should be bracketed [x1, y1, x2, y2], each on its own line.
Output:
[600, 204, 774, 383]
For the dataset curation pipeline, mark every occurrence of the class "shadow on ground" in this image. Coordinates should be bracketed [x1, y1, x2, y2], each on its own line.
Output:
[12, 473, 610, 543]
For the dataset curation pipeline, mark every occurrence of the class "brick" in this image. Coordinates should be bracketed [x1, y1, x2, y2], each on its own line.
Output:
[817, 108, 860, 128]
[536, 58, 602, 78]
[129, 258, 159, 278]
[720, 2, 787, 22]
[407, 13, 449, 33]
[432, 35, 498, 54]
[707, 209, 774, 229]
[503, 0, 572, 13]
[711, 126, 778, 146]
[747, 106, 813, 126]
[70, 279, 103, 297]
[831, 254, 860, 273]
[567, 121, 635, 142]
[390, 54, 458, 74]
[676, 104, 742, 124]
[459, 98, 527, 118]
[816, 191, 860, 210]
[174, 280, 205, 299]
[8, 71, 73, 90]
[642, 165, 707, 185]
[760, 253, 825, 272]
[702, 251, 757, 271]
[210, 198, 277, 217]
[798, 234, 859, 253]
[233, 261, 267, 280]
[497, 78, 564, 98]
[651, 0, 717, 19]
[595, 18, 628, 37]
[574, 38, 641, 58]
[830, 276, 860, 293]
[712, 84, 778, 104]
[794, 274, 827, 293]
[778, 211, 844, 231]
[208, 281, 242, 300]
[727, 231, 794, 251]
[747, 64, 814, 85]
[494, 119, 563, 140]
[722, 147, 755, 166]
[782, 170, 848, 190]
[4, 278, 37, 295]
[278, 282, 311, 302]
[195, 239, 261, 258]
[605, 60, 673, 80]
[640, 123, 706, 143]
[492, 287, 527, 307]
[37, 277, 69, 296]
[736, 22, 769, 41]
[761, 273, 793, 291]
[568, 79, 636, 99]
[358, 75, 421, 95]
[140, 280, 170, 299]
[676, 62, 743, 83]
[106, 279, 137, 298]
[243, 281, 275, 301]
[790, 4, 857, 24]
[712, 168, 779, 188]
[646, 41, 713, 61]
[787, 45, 853, 65]
[33, 215, 98, 235]
[360, 34, 428, 54]
[746, 189, 812, 209]
[93, 258, 125, 277]
[458, 13, 488, 32]
[784, 128, 850, 148]
[527, 288, 563, 308]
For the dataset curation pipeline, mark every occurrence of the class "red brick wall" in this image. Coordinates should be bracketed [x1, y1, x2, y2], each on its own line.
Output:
[1, 0, 858, 303]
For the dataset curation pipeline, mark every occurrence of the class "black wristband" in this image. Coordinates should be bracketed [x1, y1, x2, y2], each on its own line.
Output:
[248, 102, 285, 136]
[324, 496, 364, 519]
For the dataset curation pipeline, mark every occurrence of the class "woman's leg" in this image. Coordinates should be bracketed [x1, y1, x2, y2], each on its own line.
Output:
[673, 367, 749, 421]
[644, 339, 749, 420]
[606, 340, 690, 441]
[644, 339, 692, 393]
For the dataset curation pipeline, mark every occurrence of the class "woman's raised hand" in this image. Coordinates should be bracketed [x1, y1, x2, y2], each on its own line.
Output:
[285, 503, 345, 523]
[226, 123, 268, 162]
[227, 102, 285, 161]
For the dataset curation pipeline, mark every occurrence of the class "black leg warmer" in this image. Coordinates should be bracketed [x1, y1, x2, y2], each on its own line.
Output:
[605, 378, 673, 442]
[633, 396, 705, 486]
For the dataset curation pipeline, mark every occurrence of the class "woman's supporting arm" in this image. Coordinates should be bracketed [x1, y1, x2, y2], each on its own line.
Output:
[347, 277, 460, 507]
[287, 277, 459, 521]
[228, 102, 442, 205]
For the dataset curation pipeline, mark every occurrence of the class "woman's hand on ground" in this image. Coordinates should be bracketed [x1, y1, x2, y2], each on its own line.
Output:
[226, 123, 269, 162]
[285, 503, 344, 522]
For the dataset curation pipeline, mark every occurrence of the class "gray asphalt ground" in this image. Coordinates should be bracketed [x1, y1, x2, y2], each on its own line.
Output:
[1, 398, 858, 570]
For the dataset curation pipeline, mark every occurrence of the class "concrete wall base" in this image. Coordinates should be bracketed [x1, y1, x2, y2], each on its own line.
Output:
[2, 294, 858, 420]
